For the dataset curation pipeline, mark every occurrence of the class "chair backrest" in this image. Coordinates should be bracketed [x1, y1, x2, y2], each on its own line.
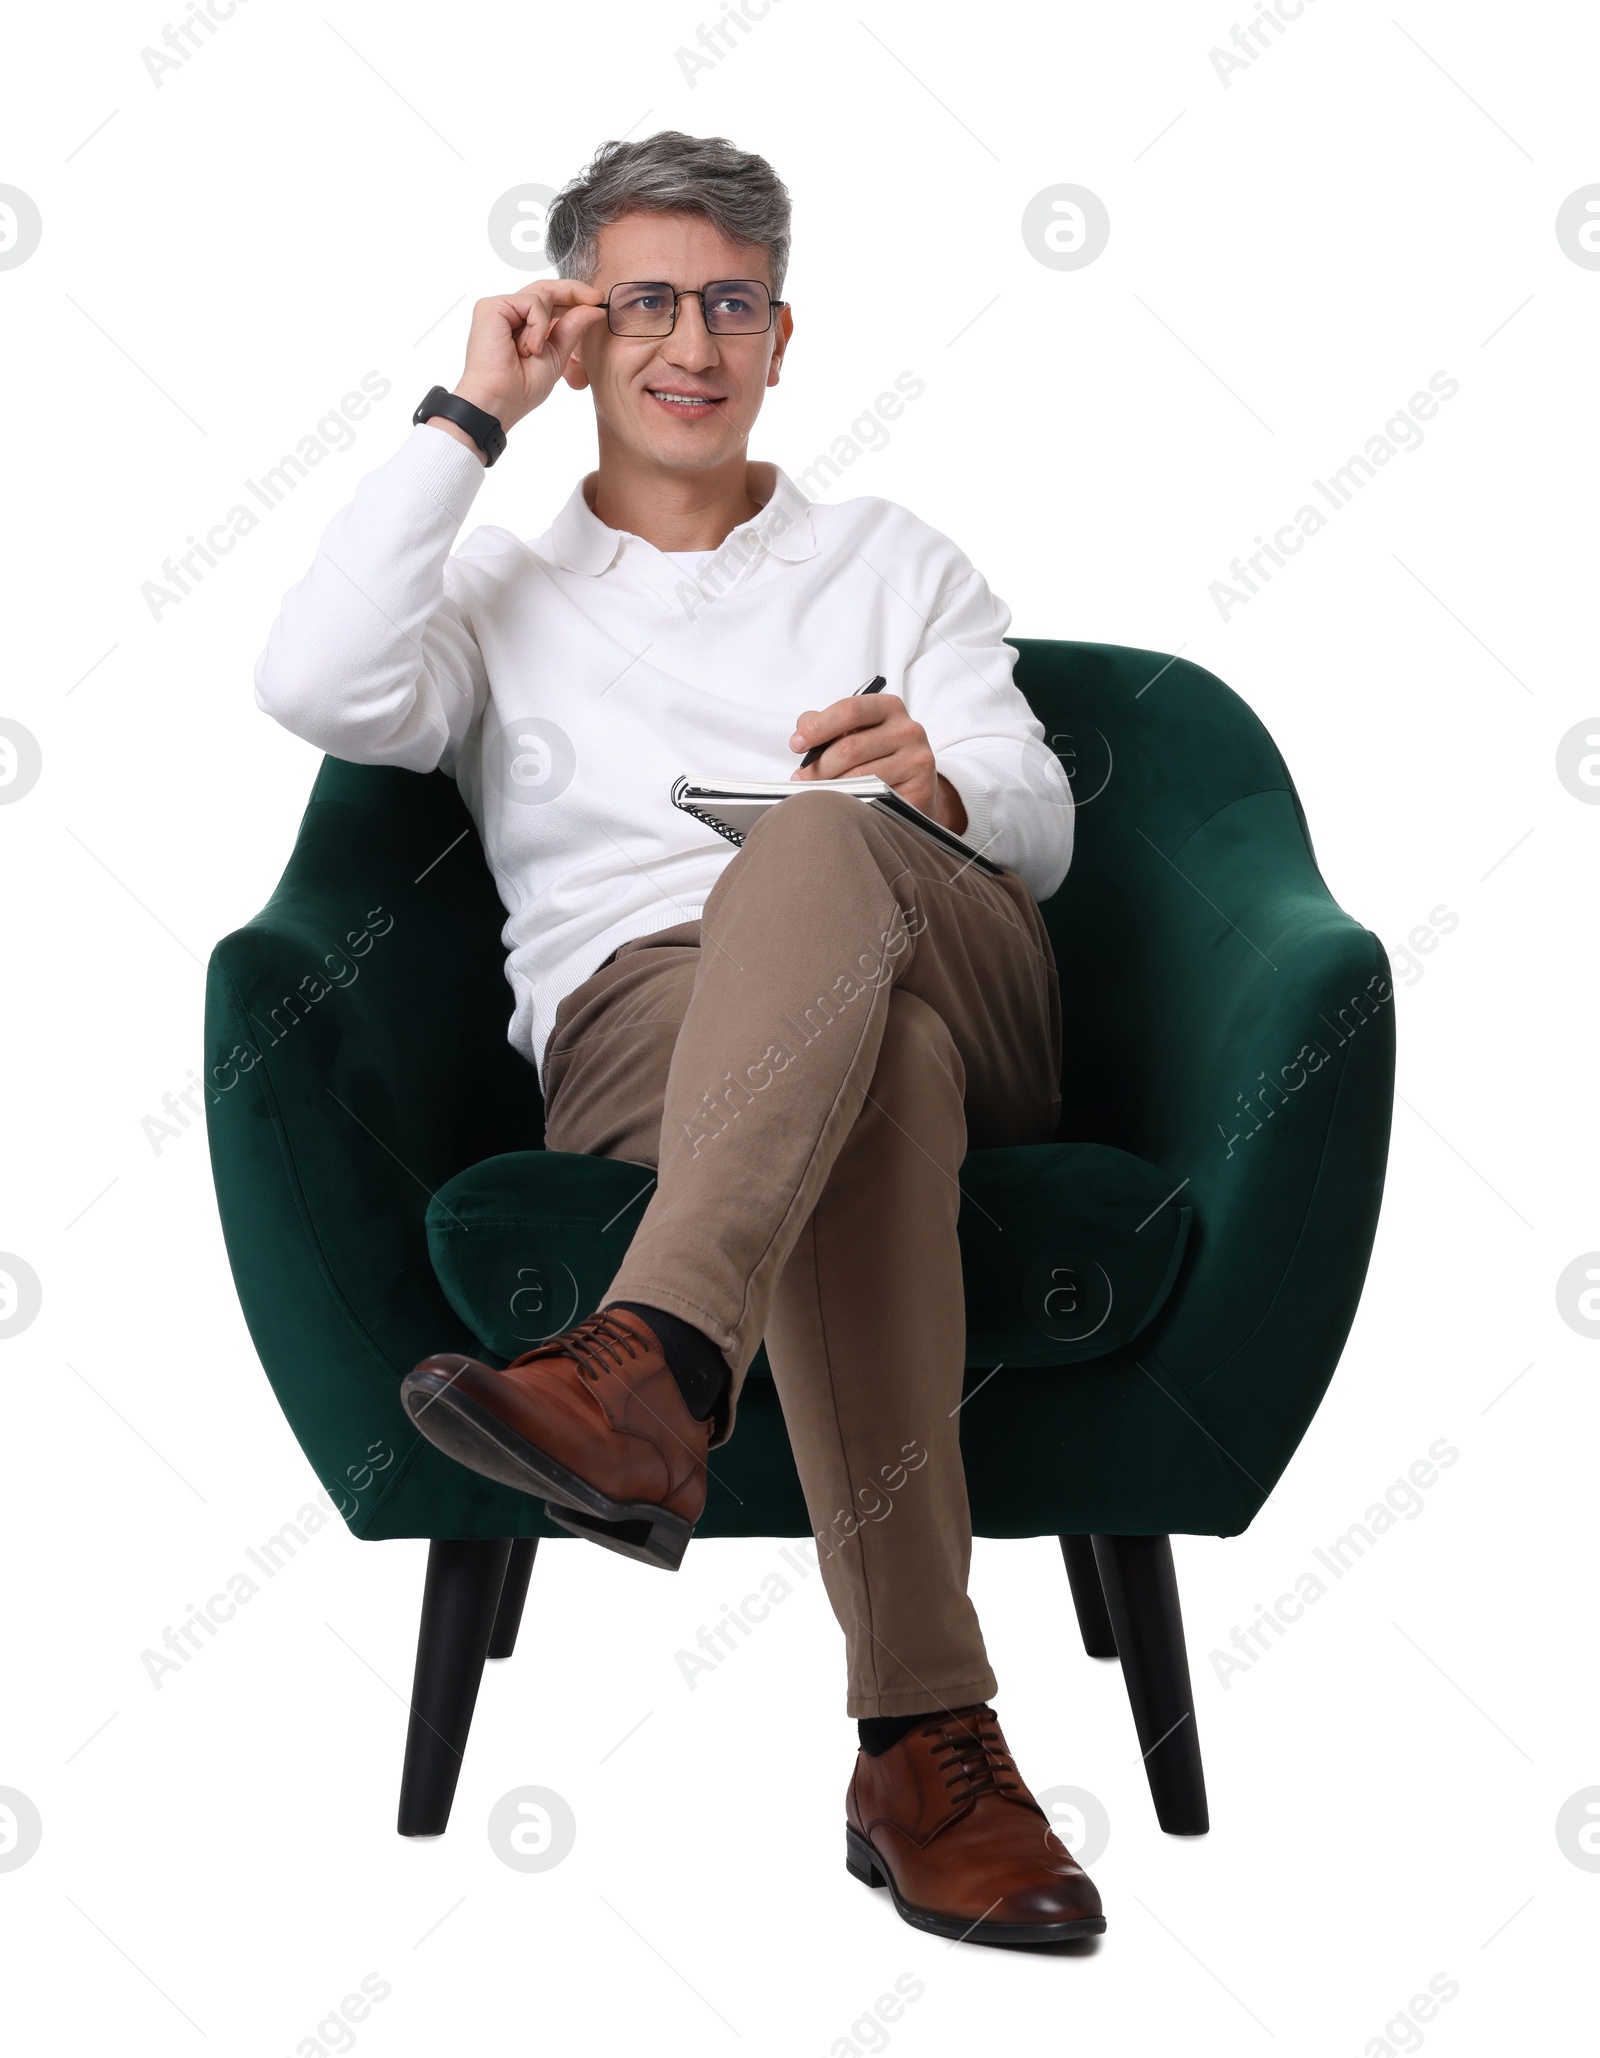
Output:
[291, 637, 1344, 1191]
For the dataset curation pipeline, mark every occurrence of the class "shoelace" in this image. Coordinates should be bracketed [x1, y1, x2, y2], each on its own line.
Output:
[921, 1708, 1023, 1805]
[510, 1310, 645, 1384]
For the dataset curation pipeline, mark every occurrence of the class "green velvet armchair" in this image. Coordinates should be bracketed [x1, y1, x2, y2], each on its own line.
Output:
[205, 640, 1394, 1838]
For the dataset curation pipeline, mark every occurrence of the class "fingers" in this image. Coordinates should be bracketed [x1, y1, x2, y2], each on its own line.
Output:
[790, 702, 935, 787]
[541, 300, 609, 363]
[798, 733, 935, 785]
[509, 299, 586, 361]
[785, 691, 941, 813]
[786, 695, 897, 761]
[504, 277, 607, 320]
[795, 748, 940, 819]
[515, 279, 607, 341]
[788, 692, 897, 752]
[472, 281, 604, 361]
[451, 280, 609, 437]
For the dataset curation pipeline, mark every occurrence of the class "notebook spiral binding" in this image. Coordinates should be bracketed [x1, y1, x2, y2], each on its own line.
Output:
[670, 779, 747, 848]
[676, 799, 744, 846]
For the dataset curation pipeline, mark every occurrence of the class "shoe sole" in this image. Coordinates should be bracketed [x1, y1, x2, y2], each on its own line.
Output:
[845, 1825, 1106, 1945]
[399, 1368, 694, 1572]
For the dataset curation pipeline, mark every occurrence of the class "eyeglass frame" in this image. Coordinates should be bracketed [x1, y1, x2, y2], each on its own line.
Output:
[602, 278, 789, 338]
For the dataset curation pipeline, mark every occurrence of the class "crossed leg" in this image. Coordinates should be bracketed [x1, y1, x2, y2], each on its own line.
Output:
[542, 798, 1061, 1711]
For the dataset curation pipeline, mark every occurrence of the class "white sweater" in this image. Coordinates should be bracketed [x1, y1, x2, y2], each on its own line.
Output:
[254, 424, 1073, 1079]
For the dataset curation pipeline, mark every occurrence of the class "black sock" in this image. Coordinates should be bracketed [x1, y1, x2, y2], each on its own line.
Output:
[858, 1712, 937, 1756]
[610, 1302, 731, 1422]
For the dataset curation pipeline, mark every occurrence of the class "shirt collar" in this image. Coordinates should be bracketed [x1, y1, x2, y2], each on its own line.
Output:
[538, 462, 818, 576]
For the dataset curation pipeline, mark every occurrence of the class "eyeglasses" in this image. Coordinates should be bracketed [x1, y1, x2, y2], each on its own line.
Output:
[604, 279, 787, 337]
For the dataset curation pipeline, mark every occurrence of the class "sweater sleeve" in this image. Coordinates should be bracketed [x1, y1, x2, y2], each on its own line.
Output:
[253, 424, 492, 775]
[902, 557, 1075, 902]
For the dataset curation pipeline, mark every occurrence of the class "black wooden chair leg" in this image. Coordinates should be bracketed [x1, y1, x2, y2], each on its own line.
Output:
[1089, 1534, 1210, 1836]
[488, 1538, 539, 1660]
[1059, 1535, 1118, 1658]
[397, 1538, 513, 1838]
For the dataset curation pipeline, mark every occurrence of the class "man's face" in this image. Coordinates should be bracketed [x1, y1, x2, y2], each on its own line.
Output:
[562, 211, 791, 474]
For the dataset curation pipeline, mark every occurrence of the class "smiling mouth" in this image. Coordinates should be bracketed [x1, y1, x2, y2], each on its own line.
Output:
[646, 388, 723, 414]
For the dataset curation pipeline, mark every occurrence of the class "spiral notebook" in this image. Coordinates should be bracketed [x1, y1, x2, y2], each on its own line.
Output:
[669, 774, 1002, 874]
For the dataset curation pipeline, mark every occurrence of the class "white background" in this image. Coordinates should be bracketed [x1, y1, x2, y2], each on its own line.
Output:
[2, 0, 1596, 2050]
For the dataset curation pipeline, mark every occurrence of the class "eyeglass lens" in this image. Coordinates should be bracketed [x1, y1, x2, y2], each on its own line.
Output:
[607, 281, 773, 336]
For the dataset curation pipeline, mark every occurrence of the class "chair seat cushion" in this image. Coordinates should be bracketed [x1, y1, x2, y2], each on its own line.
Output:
[426, 1142, 1190, 1372]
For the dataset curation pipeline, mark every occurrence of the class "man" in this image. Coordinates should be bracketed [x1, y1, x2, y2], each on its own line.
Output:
[255, 130, 1101, 1945]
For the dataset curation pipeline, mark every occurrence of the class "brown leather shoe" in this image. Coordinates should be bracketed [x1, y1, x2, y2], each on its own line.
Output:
[846, 1705, 1106, 1945]
[400, 1307, 707, 1570]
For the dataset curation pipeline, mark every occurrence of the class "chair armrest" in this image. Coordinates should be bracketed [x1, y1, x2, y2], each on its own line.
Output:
[1069, 786, 1394, 1517]
[205, 765, 544, 1534]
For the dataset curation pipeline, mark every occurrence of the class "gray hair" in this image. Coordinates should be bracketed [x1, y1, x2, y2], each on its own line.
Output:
[547, 131, 792, 296]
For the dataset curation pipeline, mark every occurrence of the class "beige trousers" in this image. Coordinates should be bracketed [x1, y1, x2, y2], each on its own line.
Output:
[542, 797, 1061, 1717]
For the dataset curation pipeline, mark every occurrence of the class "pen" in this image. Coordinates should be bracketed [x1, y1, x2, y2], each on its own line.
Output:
[798, 674, 887, 769]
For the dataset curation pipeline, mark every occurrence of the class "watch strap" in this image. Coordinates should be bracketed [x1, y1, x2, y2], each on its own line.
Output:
[412, 385, 507, 467]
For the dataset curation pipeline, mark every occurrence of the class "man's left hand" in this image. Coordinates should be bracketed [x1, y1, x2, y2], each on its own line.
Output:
[789, 693, 968, 833]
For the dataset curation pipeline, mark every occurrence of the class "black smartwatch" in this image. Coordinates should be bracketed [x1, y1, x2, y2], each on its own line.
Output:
[412, 385, 507, 467]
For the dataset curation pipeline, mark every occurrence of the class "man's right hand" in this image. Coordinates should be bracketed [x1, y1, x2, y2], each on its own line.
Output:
[427, 281, 609, 459]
